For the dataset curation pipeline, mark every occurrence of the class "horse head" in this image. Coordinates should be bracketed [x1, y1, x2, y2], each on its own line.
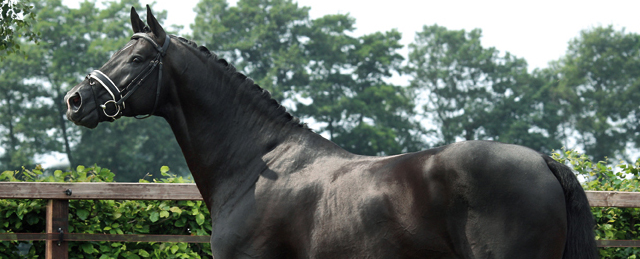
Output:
[65, 5, 172, 128]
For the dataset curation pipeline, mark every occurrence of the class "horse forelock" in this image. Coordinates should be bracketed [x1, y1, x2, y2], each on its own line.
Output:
[170, 35, 308, 129]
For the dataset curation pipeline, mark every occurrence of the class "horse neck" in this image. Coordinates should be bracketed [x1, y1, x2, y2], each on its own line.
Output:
[160, 50, 349, 210]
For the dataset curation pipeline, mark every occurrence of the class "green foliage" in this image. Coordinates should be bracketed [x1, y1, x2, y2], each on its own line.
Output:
[0, 0, 189, 181]
[193, 1, 421, 156]
[0, 166, 212, 258]
[0, 0, 39, 59]
[406, 25, 560, 152]
[553, 149, 640, 258]
[545, 26, 640, 162]
[297, 16, 421, 155]
[192, 0, 310, 102]
[0, 42, 51, 170]
[5, 0, 640, 172]
[73, 117, 188, 182]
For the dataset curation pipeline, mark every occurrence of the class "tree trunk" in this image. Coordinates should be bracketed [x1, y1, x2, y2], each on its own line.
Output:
[5, 89, 17, 154]
[50, 80, 74, 167]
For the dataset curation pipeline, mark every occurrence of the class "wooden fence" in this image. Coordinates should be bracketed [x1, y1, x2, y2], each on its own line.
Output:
[0, 182, 639, 258]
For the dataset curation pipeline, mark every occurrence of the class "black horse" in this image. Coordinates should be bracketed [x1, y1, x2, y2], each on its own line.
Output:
[65, 6, 596, 259]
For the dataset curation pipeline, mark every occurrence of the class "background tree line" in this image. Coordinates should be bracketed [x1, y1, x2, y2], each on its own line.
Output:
[2, 0, 640, 181]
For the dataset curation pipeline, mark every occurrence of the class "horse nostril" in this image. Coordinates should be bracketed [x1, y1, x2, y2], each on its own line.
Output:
[69, 92, 82, 110]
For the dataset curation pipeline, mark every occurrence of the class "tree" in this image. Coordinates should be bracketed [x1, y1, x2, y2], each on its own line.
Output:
[294, 14, 355, 144]
[407, 25, 492, 145]
[72, 117, 187, 181]
[192, 0, 310, 102]
[0, 0, 188, 181]
[193, 1, 422, 155]
[0, 44, 52, 169]
[406, 25, 558, 151]
[344, 31, 423, 155]
[0, 0, 39, 59]
[479, 53, 563, 152]
[296, 15, 422, 155]
[546, 26, 640, 161]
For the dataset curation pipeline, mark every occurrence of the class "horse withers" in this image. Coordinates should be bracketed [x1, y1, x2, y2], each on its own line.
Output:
[64, 5, 597, 258]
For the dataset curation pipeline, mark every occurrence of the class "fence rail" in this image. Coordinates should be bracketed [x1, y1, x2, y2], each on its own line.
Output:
[1, 182, 639, 258]
[0, 182, 202, 200]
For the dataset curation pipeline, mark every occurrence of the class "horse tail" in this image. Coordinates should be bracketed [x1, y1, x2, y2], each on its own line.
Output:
[543, 155, 597, 259]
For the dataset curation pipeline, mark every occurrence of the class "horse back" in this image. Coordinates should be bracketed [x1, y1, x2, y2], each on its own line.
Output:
[310, 140, 567, 258]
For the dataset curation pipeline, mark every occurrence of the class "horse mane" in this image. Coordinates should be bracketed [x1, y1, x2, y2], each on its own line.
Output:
[170, 35, 308, 129]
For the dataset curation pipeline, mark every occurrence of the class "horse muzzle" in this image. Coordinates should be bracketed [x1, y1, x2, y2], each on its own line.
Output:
[65, 84, 101, 129]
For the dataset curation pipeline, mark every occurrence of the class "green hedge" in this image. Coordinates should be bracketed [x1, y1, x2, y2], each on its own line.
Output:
[2, 150, 640, 258]
[0, 165, 212, 259]
[553, 149, 640, 259]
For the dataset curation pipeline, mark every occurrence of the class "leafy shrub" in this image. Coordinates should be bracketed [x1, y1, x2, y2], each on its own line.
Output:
[553, 149, 640, 258]
[0, 165, 212, 258]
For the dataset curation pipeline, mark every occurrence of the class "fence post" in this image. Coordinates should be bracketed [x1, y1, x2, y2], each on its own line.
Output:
[46, 199, 69, 259]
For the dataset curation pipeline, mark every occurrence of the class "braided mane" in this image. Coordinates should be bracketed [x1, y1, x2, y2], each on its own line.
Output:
[170, 35, 307, 129]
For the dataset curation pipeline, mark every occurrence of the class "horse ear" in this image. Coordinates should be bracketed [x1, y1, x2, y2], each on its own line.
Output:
[130, 7, 146, 33]
[146, 5, 166, 43]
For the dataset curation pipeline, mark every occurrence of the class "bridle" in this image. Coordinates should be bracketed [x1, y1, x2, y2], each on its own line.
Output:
[86, 32, 171, 119]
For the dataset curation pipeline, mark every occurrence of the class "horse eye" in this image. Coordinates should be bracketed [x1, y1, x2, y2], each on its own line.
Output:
[132, 57, 142, 63]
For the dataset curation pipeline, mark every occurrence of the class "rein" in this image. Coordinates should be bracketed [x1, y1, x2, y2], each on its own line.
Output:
[86, 33, 171, 119]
